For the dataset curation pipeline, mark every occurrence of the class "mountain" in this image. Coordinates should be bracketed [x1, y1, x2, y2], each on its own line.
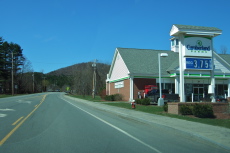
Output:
[46, 62, 110, 95]
[47, 62, 110, 77]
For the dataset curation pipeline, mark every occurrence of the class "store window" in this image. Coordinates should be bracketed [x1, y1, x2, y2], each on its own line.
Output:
[161, 83, 175, 93]
[176, 39, 179, 45]
[171, 39, 178, 46]
[171, 40, 175, 46]
[216, 84, 228, 96]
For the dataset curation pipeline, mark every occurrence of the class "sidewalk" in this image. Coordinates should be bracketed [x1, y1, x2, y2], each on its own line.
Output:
[64, 95, 230, 151]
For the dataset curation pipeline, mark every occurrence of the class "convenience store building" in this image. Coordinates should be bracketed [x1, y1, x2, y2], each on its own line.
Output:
[106, 24, 230, 102]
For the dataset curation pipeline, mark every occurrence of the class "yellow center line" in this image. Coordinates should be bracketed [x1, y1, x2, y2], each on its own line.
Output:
[12, 117, 24, 126]
[0, 94, 47, 146]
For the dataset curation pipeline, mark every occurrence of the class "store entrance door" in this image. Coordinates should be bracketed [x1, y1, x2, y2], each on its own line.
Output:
[193, 87, 204, 102]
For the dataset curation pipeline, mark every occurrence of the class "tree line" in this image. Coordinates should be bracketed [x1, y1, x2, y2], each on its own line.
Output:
[0, 36, 40, 94]
[0, 36, 110, 95]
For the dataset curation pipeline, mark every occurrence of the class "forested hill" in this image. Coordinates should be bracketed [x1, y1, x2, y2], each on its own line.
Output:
[46, 62, 111, 95]
[47, 62, 110, 76]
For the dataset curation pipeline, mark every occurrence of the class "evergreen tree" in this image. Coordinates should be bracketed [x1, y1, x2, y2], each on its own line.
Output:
[0, 38, 25, 94]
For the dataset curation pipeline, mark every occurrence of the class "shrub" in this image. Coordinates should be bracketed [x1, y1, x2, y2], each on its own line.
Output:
[192, 104, 215, 118]
[104, 95, 115, 101]
[135, 99, 141, 104]
[104, 94, 123, 101]
[163, 103, 168, 112]
[134, 98, 150, 105]
[180, 104, 193, 115]
[141, 98, 150, 105]
[113, 94, 123, 101]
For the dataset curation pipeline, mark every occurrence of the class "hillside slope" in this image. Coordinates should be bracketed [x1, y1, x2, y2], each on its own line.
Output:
[46, 62, 110, 95]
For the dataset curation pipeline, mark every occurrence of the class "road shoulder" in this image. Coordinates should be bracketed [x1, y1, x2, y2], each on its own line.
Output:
[62, 94, 230, 151]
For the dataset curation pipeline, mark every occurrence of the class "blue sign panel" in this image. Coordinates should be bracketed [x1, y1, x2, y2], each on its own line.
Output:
[185, 58, 212, 70]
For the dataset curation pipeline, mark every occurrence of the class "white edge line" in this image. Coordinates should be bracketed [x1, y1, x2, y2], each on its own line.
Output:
[61, 97, 162, 153]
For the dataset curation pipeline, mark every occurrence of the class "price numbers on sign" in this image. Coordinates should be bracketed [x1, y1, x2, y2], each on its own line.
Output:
[185, 58, 212, 70]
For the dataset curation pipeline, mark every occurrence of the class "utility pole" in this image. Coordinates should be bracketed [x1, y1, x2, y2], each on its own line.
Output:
[42, 76, 46, 92]
[32, 72, 35, 93]
[11, 53, 14, 96]
[92, 59, 97, 98]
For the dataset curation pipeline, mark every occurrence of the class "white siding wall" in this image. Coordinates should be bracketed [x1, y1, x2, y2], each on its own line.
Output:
[214, 57, 230, 73]
[110, 52, 129, 81]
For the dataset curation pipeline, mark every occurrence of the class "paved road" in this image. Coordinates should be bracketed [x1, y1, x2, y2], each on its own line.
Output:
[0, 93, 229, 153]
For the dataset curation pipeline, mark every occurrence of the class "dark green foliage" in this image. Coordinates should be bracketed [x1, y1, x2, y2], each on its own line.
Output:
[113, 94, 123, 101]
[135, 99, 142, 104]
[141, 98, 151, 105]
[180, 104, 193, 115]
[134, 98, 150, 105]
[192, 104, 215, 118]
[46, 62, 110, 96]
[0, 37, 26, 94]
[104, 95, 115, 101]
[104, 94, 123, 101]
[163, 103, 168, 112]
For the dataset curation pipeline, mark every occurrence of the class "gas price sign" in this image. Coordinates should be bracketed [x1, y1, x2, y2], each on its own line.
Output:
[185, 58, 212, 70]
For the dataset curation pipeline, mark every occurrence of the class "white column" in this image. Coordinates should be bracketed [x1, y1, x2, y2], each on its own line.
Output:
[179, 34, 185, 102]
[211, 38, 216, 102]
[175, 76, 179, 94]
[228, 79, 230, 99]
[129, 76, 134, 102]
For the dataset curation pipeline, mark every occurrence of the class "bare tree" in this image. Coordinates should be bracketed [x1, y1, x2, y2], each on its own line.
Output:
[16, 57, 34, 93]
[220, 46, 228, 54]
[213, 48, 217, 53]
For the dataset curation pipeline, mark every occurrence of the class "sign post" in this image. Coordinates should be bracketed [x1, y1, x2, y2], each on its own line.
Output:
[170, 24, 222, 102]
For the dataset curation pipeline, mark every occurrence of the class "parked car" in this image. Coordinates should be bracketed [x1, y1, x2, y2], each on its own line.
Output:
[204, 95, 228, 103]
[215, 95, 228, 103]
[145, 89, 179, 104]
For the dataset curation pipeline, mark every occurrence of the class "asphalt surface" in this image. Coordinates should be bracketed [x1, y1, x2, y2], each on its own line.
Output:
[0, 92, 229, 153]
[64, 94, 230, 151]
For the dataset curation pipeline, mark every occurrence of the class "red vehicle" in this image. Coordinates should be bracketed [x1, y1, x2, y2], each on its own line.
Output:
[144, 85, 158, 95]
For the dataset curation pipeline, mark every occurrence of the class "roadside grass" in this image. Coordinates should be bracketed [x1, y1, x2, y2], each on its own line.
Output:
[105, 102, 163, 114]
[0, 94, 14, 98]
[104, 102, 230, 129]
[68, 94, 103, 102]
[66, 95, 230, 129]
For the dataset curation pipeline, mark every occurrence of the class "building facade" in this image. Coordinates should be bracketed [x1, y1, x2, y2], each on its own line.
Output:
[106, 25, 230, 102]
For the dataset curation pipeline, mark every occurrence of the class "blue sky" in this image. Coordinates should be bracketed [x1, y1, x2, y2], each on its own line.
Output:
[1, 0, 230, 73]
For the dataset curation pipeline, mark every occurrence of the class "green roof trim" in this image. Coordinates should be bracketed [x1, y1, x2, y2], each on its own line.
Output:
[202, 74, 210, 77]
[110, 77, 129, 83]
[170, 73, 177, 76]
[215, 75, 224, 77]
[189, 74, 200, 76]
